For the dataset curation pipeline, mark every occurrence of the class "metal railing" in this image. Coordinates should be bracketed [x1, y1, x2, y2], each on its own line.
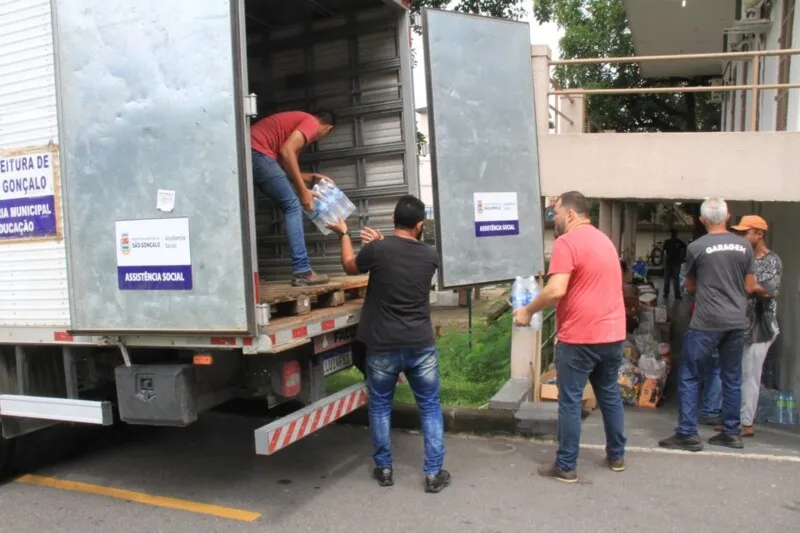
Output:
[546, 48, 800, 133]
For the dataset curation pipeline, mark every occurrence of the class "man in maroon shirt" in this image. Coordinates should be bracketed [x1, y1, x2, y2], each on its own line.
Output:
[251, 110, 336, 286]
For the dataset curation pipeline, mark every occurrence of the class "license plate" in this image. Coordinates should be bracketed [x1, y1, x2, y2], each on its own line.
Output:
[323, 348, 353, 376]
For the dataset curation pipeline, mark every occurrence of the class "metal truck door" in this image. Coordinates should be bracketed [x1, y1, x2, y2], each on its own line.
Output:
[51, 0, 257, 334]
[422, 9, 545, 288]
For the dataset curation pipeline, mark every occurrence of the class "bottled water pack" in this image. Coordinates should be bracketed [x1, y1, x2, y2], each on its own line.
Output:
[511, 276, 543, 331]
[306, 180, 356, 236]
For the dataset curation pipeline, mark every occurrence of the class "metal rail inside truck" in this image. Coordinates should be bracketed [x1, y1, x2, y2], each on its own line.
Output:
[0, 0, 510, 471]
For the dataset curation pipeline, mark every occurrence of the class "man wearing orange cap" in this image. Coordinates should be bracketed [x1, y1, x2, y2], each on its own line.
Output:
[730, 215, 782, 437]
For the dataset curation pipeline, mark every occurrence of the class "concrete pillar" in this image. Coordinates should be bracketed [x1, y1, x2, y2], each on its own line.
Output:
[598, 200, 612, 237]
[530, 45, 552, 137]
[556, 95, 585, 134]
[611, 202, 622, 253]
[622, 203, 638, 263]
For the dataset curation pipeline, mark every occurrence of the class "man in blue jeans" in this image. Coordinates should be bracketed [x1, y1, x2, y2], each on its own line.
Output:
[514, 191, 627, 483]
[327, 196, 449, 493]
[659, 197, 755, 451]
[251, 110, 336, 286]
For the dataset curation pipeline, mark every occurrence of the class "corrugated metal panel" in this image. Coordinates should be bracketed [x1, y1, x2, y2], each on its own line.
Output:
[249, 4, 414, 279]
[0, 0, 70, 327]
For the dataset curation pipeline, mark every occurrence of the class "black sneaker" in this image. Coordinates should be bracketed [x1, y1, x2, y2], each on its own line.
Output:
[373, 467, 394, 487]
[708, 432, 744, 449]
[606, 457, 625, 472]
[700, 416, 722, 427]
[537, 463, 577, 484]
[291, 271, 330, 287]
[658, 434, 704, 452]
[424, 470, 451, 493]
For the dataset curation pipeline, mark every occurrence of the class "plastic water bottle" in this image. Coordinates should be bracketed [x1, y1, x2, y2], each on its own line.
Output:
[787, 392, 797, 425]
[775, 392, 787, 424]
[511, 276, 542, 331]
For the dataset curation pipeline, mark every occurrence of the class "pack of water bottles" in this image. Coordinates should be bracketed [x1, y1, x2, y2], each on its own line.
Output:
[306, 180, 356, 236]
[511, 276, 543, 331]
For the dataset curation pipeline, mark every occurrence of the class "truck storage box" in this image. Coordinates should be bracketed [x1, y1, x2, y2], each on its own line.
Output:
[115, 365, 198, 427]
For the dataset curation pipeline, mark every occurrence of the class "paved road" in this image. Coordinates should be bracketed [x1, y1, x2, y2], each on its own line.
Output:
[1, 412, 799, 532]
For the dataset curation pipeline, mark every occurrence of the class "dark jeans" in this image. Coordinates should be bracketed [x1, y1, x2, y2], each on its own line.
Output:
[701, 356, 722, 419]
[555, 341, 626, 472]
[663, 262, 681, 297]
[677, 328, 745, 437]
[366, 345, 445, 475]
[251, 150, 311, 274]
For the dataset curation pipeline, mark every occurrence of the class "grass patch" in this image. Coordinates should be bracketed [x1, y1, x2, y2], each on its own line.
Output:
[325, 313, 513, 408]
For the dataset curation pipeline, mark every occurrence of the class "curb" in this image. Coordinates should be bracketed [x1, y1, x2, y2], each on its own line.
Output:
[340, 403, 592, 439]
[340, 404, 521, 436]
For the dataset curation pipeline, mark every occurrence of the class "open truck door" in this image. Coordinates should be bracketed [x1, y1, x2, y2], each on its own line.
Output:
[51, 0, 257, 334]
[421, 8, 545, 289]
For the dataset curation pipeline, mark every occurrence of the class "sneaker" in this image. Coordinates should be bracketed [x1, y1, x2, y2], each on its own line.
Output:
[708, 432, 744, 449]
[700, 416, 722, 427]
[537, 463, 577, 484]
[424, 470, 451, 493]
[373, 467, 394, 487]
[291, 271, 330, 287]
[658, 434, 704, 452]
[606, 457, 625, 472]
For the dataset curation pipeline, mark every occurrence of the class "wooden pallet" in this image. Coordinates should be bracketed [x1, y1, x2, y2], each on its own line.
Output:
[259, 275, 369, 317]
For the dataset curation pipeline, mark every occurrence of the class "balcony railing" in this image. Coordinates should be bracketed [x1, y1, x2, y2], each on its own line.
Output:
[543, 48, 800, 134]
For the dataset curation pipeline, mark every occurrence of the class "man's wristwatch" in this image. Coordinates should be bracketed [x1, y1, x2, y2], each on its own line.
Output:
[338, 230, 350, 239]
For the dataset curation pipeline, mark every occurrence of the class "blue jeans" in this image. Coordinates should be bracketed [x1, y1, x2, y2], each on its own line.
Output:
[366, 346, 445, 476]
[700, 355, 722, 419]
[555, 341, 626, 472]
[251, 150, 311, 275]
[677, 328, 745, 437]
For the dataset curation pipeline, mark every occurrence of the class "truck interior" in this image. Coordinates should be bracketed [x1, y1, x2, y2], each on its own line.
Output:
[244, 0, 414, 286]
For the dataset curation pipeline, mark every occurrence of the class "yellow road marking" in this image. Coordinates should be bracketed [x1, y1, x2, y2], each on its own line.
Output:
[16, 474, 262, 523]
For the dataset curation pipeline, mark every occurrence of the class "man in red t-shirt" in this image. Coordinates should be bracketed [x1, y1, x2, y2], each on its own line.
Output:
[514, 191, 626, 483]
[251, 110, 336, 286]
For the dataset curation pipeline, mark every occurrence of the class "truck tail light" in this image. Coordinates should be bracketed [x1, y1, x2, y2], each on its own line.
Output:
[281, 361, 301, 398]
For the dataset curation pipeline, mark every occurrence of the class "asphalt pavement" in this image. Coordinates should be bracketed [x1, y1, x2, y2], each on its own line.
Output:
[1, 410, 799, 532]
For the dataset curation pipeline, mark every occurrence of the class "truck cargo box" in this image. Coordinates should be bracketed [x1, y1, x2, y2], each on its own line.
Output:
[0, 0, 416, 341]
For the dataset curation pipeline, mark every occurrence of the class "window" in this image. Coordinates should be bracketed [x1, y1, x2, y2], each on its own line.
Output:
[776, 0, 795, 131]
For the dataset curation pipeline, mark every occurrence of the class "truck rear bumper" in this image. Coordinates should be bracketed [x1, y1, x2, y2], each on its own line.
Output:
[254, 381, 368, 455]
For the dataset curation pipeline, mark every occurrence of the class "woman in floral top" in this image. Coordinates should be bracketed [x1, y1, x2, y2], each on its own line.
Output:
[731, 215, 782, 437]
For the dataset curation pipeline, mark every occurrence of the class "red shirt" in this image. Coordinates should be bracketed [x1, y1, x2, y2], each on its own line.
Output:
[251, 111, 321, 159]
[549, 224, 626, 344]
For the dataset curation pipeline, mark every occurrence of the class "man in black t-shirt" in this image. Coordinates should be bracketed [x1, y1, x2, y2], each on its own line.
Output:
[662, 229, 687, 300]
[327, 195, 450, 494]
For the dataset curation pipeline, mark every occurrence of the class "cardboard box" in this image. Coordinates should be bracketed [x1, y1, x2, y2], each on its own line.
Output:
[540, 369, 597, 409]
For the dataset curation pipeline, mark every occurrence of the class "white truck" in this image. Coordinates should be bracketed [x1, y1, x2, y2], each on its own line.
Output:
[0, 0, 424, 472]
[0, 0, 522, 474]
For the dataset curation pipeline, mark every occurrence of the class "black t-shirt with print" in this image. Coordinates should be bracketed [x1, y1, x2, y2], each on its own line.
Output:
[355, 235, 439, 352]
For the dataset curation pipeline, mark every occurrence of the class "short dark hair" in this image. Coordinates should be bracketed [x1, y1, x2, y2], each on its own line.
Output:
[315, 109, 336, 126]
[394, 195, 426, 230]
[558, 191, 590, 217]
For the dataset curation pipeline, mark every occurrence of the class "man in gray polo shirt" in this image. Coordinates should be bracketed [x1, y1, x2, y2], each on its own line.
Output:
[659, 198, 755, 451]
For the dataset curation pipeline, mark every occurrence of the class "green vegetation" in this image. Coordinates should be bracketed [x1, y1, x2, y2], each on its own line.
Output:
[326, 313, 515, 407]
[327, 304, 559, 407]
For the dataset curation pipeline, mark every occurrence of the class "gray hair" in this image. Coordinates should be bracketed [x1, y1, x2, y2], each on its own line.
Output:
[700, 197, 728, 225]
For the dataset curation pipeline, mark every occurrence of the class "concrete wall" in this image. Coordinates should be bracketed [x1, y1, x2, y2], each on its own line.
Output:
[538, 132, 800, 200]
[756, 202, 800, 400]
